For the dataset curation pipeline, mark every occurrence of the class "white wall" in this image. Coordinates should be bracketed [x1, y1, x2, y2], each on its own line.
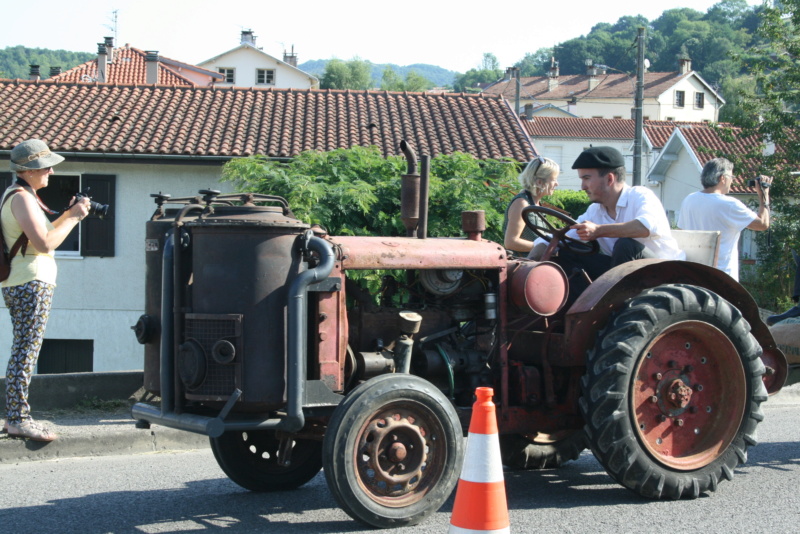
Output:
[656, 77, 719, 122]
[0, 160, 231, 372]
[200, 47, 317, 89]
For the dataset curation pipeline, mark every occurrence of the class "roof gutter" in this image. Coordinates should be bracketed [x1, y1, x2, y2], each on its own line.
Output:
[0, 151, 293, 165]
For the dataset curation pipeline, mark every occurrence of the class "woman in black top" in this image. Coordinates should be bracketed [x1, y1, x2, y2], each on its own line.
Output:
[503, 156, 560, 257]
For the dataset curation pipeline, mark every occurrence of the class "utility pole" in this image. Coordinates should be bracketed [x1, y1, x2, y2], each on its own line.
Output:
[633, 27, 645, 186]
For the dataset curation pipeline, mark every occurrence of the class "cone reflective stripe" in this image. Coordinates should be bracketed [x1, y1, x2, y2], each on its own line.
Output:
[449, 387, 510, 534]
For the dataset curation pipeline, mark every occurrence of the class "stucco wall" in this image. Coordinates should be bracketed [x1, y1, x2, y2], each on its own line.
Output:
[0, 160, 231, 372]
[199, 47, 315, 89]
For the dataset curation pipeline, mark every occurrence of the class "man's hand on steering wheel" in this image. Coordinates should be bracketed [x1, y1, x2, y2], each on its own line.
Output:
[521, 205, 600, 260]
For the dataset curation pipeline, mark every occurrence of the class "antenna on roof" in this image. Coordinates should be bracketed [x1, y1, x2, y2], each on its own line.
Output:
[104, 10, 118, 45]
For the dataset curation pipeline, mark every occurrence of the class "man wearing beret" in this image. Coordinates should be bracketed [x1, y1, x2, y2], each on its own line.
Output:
[552, 146, 684, 288]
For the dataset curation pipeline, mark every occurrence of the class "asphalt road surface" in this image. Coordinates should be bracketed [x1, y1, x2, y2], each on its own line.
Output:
[1, 396, 798, 533]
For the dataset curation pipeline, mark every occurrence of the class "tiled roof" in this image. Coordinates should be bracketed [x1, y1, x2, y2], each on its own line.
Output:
[484, 72, 691, 101]
[0, 80, 534, 161]
[48, 46, 199, 86]
[521, 117, 712, 148]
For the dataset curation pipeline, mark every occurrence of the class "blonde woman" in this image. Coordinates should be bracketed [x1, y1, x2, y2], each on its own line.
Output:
[503, 156, 560, 256]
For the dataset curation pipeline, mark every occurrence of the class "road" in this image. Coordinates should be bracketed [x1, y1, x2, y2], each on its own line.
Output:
[1, 395, 799, 534]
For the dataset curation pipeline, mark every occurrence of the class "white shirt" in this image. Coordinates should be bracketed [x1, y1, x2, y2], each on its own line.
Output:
[678, 191, 757, 281]
[569, 185, 685, 260]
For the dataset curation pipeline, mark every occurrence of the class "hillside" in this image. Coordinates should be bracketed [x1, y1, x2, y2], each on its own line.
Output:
[299, 59, 455, 87]
[0, 45, 93, 79]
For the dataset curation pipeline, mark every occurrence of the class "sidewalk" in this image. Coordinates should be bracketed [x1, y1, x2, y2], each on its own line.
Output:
[0, 404, 209, 463]
[2, 383, 799, 464]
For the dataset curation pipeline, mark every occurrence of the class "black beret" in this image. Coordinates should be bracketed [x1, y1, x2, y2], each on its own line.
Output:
[572, 146, 625, 169]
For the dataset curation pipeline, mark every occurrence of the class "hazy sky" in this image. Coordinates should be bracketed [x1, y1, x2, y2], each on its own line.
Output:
[1, 0, 764, 73]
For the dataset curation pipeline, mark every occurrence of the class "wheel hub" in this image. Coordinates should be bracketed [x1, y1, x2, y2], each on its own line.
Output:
[632, 320, 747, 470]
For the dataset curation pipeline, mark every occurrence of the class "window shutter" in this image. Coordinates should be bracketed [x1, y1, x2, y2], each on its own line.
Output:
[0, 172, 12, 189]
[81, 174, 116, 257]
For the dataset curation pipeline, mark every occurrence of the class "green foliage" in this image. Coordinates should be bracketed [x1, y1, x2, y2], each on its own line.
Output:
[221, 146, 519, 244]
[453, 53, 503, 93]
[380, 67, 432, 92]
[302, 59, 456, 88]
[320, 58, 373, 90]
[542, 189, 592, 218]
[0, 45, 93, 79]
[722, 0, 800, 308]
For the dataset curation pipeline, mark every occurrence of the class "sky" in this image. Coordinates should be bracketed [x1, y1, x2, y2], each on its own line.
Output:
[0, 0, 765, 74]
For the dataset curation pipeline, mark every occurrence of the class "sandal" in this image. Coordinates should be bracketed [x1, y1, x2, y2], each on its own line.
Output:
[7, 419, 57, 442]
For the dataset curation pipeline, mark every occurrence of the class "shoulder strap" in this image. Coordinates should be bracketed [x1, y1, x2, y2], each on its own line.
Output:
[1, 188, 28, 260]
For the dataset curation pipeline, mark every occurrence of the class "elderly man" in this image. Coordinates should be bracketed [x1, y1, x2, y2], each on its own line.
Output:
[548, 147, 683, 291]
[677, 157, 771, 281]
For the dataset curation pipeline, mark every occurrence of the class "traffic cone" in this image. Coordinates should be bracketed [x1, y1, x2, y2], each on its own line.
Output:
[449, 387, 510, 533]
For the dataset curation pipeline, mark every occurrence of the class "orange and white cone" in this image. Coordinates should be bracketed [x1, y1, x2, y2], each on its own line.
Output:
[449, 387, 510, 533]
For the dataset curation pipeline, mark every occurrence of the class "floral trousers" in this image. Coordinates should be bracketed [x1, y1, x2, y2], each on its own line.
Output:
[3, 280, 54, 425]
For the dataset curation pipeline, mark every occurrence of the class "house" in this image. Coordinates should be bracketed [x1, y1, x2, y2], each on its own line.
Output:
[647, 122, 762, 259]
[484, 58, 724, 122]
[46, 37, 223, 86]
[198, 30, 319, 89]
[521, 117, 695, 189]
[0, 78, 534, 373]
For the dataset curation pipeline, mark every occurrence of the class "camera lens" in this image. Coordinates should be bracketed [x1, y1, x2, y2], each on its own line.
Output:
[89, 200, 110, 218]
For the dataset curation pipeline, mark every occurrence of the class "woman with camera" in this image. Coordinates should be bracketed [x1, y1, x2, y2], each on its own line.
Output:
[1, 139, 90, 441]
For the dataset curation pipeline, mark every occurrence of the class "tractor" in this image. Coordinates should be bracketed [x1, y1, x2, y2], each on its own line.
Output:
[132, 142, 788, 528]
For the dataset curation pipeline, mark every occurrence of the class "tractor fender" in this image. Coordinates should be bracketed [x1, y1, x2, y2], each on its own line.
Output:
[564, 259, 787, 394]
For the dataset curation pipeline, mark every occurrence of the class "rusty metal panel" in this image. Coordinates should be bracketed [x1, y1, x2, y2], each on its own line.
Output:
[314, 268, 347, 393]
[329, 236, 507, 270]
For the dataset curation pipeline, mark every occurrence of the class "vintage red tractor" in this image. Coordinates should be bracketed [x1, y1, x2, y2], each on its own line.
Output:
[132, 143, 788, 528]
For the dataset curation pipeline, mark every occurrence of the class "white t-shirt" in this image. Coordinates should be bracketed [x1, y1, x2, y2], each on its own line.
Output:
[567, 185, 685, 260]
[677, 191, 757, 281]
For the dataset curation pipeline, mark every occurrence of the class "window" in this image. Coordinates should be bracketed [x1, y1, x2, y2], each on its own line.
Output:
[675, 90, 685, 107]
[37, 339, 93, 373]
[666, 116, 675, 121]
[218, 67, 235, 83]
[256, 69, 275, 85]
[695, 92, 705, 109]
[0, 172, 115, 257]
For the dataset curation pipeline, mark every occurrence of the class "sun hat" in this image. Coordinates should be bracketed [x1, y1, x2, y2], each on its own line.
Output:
[9, 139, 65, 171]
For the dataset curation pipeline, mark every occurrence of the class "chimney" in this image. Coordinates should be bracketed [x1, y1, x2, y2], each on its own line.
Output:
[145, 51, 159, 84]
[283, 45, 298, 67]
[49, 66, 62, 78]
[524, 103, 534, 117]
[28, 65, 40, 81]
[241, 30, 256, 46]
[679, 57, 692, 74]
[97, 42, 108, 82]
[104, 36, 114, 63]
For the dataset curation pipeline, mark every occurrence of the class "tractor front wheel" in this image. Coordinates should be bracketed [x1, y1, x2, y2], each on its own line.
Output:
[322, 374, 464, 528]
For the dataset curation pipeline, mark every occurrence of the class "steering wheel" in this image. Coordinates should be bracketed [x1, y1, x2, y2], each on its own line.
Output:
[521, 205, 600, 259]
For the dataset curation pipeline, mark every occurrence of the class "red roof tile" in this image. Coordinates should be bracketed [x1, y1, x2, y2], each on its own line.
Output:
[48, 46, 200, 86]
[0, 80, 534, 161]
[484, 72, 692, 101]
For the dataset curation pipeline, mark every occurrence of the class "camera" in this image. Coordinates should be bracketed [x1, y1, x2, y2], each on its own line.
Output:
[74, 191, 110, 218]
[747, 176, 770, 189]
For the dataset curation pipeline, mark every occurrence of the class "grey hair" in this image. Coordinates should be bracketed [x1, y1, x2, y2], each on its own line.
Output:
[700, 158, 734, 188]
[518, 157, 559, 195]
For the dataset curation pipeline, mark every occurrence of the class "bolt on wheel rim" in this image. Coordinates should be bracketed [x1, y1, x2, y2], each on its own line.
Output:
[631, 320, 746, 470]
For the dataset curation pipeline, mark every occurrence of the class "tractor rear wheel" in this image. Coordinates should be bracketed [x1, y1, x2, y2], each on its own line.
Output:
[500, 429, 587, 470]
[580, 284, 767, 499]
[322, 373, 464, 528]
[210, 429, 322, 492]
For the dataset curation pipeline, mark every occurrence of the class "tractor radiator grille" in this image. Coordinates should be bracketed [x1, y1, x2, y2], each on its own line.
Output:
[183, 313, 243, 400]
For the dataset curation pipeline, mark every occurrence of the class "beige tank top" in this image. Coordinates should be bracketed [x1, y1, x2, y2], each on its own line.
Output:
[1, 187, 57, 288]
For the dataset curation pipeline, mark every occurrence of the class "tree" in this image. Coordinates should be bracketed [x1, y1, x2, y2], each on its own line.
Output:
[320, 58, 373, 90]
[723, 0, 800, 308]
[380, 67, 432, 92]
[380, 66, 404, 91]
[453, 53, 503, 93]
[515, 49, 553, 76]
